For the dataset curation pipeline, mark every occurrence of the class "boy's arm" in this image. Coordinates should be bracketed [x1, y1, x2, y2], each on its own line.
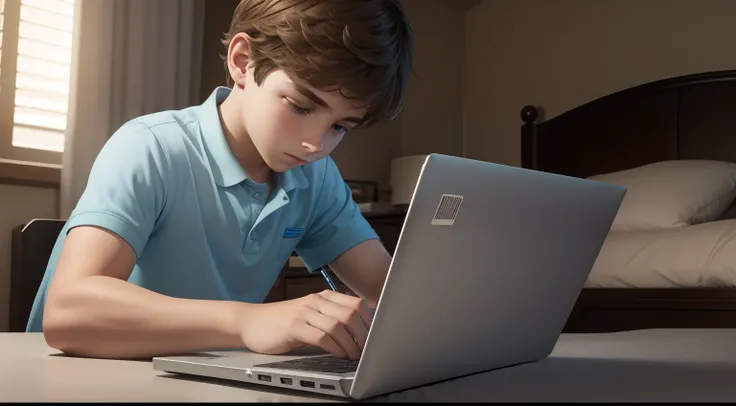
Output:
[44, 225, 245, 359]
[46, 225, 370, 360]
[328, 239, 391, 307]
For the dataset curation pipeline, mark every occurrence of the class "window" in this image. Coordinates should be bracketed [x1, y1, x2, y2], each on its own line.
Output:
[0, 0, 76, 166]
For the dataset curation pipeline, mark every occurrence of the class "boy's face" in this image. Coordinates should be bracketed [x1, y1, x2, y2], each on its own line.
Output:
[236, 60, 368, 173]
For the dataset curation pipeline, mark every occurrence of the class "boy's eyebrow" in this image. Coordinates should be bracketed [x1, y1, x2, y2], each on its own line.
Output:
[292, 83, 364, 125]
[294, 83, 328, 108]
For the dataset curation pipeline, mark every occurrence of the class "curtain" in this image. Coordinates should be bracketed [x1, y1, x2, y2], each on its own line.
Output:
[60, 0, 205, 218]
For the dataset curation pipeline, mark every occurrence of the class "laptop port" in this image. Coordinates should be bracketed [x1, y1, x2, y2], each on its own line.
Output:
[280, 377, 292, 385]
[300, 380, 315, 388]
[257, 374, 271, 382]
[320, 384, 336, 390]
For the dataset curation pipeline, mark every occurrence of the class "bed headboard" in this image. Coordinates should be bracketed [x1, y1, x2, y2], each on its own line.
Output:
[520, 70, 736, 178]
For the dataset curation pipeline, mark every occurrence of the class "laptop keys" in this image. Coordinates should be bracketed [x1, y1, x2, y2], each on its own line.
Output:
[254, 355, 360, 374]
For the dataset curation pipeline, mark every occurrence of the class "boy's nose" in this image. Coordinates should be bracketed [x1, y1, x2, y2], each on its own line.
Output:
[301, 134, 324, 153]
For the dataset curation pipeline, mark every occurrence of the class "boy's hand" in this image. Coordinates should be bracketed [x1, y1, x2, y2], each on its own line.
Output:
[239, 290, 374, 360]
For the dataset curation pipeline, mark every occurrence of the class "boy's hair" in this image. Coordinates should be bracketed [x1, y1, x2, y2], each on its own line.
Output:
[222, 0, 413, 127]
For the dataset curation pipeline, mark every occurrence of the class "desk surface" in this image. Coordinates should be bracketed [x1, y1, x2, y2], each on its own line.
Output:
[4, 329, 736, 402]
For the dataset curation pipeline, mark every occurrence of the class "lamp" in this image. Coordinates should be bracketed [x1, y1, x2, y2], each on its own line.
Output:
[390, 154, 428, 206]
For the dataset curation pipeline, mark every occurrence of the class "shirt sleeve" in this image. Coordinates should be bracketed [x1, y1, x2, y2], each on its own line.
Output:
[296, 158, 379, 271]
[65, 120, 170, 258]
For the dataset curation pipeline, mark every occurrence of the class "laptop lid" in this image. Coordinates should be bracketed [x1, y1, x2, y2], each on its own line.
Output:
[348, 153, 625, 398]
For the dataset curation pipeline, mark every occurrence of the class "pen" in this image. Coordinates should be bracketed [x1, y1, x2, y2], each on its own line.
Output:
[320, 265, 376, 318]
[319, 266, 340, 292]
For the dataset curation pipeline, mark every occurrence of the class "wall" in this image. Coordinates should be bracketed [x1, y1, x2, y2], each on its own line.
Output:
[464, 0, 736, 167]
[0, 185, 58, 331]
[398, 0, 468, 159]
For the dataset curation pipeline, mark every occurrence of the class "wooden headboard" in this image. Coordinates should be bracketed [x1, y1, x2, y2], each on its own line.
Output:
[520, 70, 736, 178]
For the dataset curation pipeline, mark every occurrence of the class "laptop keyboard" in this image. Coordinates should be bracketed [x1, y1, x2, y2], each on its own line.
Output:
[254, 355, 360, 374]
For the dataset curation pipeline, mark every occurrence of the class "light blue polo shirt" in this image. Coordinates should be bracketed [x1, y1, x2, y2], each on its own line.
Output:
[26, 86, 378, 332]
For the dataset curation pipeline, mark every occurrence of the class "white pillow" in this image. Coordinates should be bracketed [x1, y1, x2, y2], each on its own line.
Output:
[587, 160, 736, 232]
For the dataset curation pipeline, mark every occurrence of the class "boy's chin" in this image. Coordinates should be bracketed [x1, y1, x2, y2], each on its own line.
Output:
[265, 157, 299, 173]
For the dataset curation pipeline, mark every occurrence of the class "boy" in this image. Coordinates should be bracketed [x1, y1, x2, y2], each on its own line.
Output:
[26, 0, 413, 361]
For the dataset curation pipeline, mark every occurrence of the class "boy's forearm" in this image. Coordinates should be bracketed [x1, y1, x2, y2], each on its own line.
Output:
[43, 275, 248, 359]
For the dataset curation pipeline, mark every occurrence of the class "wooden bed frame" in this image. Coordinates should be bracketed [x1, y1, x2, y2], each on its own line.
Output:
[520, 70, 736, 333]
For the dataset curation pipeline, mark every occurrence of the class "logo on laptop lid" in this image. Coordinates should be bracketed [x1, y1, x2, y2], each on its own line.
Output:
[283, 227, 303, 239]
[431, 194, 463, 226]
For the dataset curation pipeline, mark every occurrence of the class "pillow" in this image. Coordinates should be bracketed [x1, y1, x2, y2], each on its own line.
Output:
[587, 160, 736, 232]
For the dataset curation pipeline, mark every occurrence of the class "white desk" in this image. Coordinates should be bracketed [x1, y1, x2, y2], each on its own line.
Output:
[4, 329, 736, 402]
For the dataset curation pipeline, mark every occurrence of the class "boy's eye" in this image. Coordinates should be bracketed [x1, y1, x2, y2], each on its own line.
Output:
[285, 98, 350, 136]
[331, 124, 349, 135]
[286, 99, 311, 115]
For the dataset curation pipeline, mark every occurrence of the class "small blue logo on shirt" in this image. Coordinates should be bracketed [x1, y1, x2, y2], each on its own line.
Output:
[283, 227, 303, 239]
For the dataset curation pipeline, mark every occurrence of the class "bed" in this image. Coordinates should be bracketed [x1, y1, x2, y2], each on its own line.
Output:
[520, 70, 736, 333]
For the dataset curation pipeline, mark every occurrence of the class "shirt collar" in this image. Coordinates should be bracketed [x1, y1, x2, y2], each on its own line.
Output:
[277, 166, 309, 193]
[199, 86, 310, 191]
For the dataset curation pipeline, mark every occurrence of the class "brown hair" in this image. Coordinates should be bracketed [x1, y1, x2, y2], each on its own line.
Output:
[222, 0, 413, 127]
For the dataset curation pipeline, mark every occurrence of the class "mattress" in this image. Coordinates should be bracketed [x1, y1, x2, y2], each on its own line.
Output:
[585, 219, 736, 288]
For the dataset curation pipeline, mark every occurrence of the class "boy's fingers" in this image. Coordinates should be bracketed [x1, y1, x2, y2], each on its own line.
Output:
[317, 290, 373, 329]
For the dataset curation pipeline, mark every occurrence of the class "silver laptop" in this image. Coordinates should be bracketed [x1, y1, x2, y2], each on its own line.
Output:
[152, 153, 626, 399]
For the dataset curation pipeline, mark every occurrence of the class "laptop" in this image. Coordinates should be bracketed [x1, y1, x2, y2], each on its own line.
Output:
[152, 153, 626, 399]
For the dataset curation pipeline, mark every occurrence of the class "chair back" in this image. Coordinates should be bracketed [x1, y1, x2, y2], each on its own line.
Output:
[9, 218, 66, 332]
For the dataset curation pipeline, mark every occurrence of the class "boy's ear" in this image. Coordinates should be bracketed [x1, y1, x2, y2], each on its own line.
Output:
[227, 32, 251, 88]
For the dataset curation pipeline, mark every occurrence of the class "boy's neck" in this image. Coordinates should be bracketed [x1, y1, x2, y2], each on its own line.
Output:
[217, 92, 273, 186]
